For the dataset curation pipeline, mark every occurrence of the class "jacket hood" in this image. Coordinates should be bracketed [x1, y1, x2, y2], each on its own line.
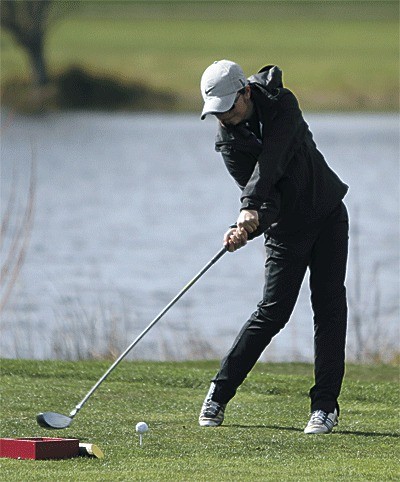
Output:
[248, 65, 283, 94]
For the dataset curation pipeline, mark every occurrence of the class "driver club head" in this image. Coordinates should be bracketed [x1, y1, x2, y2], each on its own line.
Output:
[36, 411, 73, 429]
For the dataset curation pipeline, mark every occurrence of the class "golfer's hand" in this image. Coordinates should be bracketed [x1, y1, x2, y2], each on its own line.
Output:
[224, 227, 248, 252]
[237, 210, 259, 234]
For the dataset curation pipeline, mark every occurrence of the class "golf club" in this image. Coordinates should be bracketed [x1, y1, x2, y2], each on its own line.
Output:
[37, 245, 227, 429]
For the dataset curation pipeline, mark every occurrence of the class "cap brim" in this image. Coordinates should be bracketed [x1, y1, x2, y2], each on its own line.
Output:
[200, 92, 237, 120]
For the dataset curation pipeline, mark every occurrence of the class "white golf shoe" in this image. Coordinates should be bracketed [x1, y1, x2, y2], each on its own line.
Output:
[304, 408, 338, 434]
[199, 383, 226, 427]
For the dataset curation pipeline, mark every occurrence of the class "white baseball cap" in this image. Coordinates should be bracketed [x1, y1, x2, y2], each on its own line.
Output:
[200, 60, 248, 120]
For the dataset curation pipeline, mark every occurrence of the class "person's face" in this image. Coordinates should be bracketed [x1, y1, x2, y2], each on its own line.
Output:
[215, 85, 252, 126]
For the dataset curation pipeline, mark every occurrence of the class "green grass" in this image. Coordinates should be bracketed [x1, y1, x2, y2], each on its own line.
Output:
[1, 1, 398, 111]
[1, 359, 399, 481]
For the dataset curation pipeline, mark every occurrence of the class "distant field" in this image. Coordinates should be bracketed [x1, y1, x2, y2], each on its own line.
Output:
[1, 1, 398, 111]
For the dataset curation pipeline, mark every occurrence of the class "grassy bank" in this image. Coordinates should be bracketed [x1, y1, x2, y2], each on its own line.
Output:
[1, 359, 399, 481]
[1, 1, 398, 112]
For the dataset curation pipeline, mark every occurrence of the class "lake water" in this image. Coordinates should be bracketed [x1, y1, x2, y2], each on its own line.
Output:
[1, 112, 399, 362]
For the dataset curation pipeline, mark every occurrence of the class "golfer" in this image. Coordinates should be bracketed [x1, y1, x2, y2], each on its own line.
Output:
[198, 60, 349, 434]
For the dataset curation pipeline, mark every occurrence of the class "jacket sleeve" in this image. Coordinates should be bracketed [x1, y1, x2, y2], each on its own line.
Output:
[240, 90, 306, 211]
[247, 184, 281, 239]
[229, 188, 281, 241]
[215, 125, 260, 190]
[215, 122, 281, 238]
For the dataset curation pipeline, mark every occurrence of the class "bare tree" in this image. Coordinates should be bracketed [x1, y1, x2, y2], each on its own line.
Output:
[1, 0, 52, 87]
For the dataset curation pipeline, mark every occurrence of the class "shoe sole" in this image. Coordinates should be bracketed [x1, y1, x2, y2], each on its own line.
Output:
[304, 427, 333, 434]
[304, 421, 337, 434]
[199, 420, 223, 427]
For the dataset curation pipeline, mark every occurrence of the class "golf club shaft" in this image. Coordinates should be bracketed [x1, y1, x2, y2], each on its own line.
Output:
[70, 245, 227, 417]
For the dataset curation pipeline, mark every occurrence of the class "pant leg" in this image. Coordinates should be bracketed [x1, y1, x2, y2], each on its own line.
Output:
[212, 235, 309, 404]
[308, 202, 349, 415]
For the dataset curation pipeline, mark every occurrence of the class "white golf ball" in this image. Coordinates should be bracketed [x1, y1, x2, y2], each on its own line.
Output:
[135, 421, 149, 434]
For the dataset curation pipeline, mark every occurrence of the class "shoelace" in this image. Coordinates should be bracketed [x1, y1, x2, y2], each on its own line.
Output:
[309, 410, 336, 429]
[203, 400, 221, 417]
[310, 410, 327, 424]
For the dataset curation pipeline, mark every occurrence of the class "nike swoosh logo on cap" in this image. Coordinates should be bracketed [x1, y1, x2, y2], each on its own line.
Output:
[205, 87, 214, 95]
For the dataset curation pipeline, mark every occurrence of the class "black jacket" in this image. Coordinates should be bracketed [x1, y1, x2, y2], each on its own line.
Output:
[215, 65, 348, 237]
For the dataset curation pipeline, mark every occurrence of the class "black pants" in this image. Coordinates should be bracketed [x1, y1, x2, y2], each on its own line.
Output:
[212, 202, 349, 415]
